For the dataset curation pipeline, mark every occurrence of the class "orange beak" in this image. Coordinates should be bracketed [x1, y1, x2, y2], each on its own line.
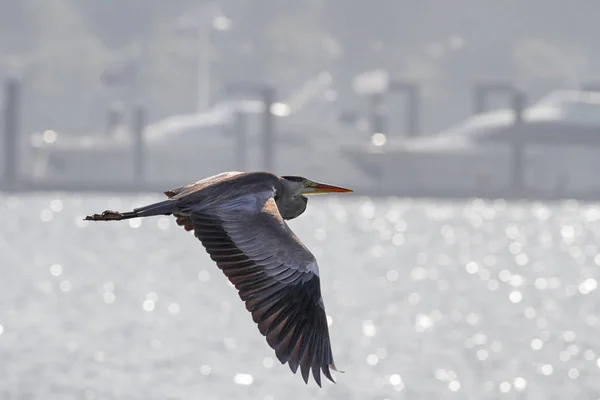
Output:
[306, 182, 353, 195]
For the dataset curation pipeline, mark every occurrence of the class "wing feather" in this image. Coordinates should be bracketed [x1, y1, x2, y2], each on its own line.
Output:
[188, 195, 338, 386]
[166, 171, 248, 232]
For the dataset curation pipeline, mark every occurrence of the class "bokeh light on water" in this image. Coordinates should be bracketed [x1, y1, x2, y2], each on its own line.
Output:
[1, 194, 600, 399]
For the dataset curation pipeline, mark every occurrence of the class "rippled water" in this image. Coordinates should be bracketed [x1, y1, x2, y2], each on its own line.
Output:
[1, 194, 600, 399]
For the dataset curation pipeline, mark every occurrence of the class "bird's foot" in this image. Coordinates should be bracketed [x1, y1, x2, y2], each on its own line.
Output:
[84, 210, 123, 221]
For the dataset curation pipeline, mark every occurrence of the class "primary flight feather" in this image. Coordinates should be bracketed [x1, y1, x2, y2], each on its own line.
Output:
[84, 171, 353, 386]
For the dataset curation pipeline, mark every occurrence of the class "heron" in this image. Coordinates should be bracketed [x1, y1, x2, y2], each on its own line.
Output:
[83, 171, 353, 386]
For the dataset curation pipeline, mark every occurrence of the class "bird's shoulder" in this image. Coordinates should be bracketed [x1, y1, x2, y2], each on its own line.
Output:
[165, 171, 279, 206]
[164, 171, 244, 198]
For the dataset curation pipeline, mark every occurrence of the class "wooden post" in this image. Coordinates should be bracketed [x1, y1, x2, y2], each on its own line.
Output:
[234, 110, 247, 171]
[261, 86, 275, 172]
[3, 77, 20, 189]
[131, 106, 146, 185]
[511, 91, 525, 192]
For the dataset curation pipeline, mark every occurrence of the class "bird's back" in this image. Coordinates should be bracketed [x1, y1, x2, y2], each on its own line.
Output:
[165, 171, 280, 203]
[164, 171, 243, 198]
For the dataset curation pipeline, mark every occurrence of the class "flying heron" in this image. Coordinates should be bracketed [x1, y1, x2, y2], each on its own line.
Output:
[84, 171, 353, 386]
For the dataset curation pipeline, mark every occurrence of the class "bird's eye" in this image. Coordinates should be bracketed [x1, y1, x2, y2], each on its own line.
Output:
[303, 181, 310, 187]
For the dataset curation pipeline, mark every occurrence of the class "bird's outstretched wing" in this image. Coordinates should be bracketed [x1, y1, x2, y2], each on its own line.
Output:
[186, 194, 339, 386]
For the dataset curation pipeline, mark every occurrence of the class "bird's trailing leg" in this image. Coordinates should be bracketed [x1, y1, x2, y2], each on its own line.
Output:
[85, 209, 194, 231]
[84, 210, 139, 221]
[84, 198, 177, 222]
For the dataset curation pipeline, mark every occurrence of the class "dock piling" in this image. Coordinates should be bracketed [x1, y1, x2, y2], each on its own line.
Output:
[3, 77, 21, 190]
[225, 82, 277, 172]
[233, 110, 247, 171]
[473, 79, 527, 192]
[131, 105, 146, 185]
[510, 90, 526, 192]
[261, 86, 275, 172]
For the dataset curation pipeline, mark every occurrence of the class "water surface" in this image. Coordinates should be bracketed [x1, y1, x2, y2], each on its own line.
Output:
[1, 194, 599, 399]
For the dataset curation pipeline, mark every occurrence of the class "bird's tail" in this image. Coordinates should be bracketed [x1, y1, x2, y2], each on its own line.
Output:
[84, 199, 177, 221]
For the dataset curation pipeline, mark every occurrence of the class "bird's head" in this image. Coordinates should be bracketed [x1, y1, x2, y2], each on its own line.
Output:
[280, 176, 353, 197]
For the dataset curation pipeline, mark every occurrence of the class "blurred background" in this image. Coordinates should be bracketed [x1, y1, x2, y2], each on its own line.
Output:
[3, 0, 600, 195]
[2, 1, 600, 399]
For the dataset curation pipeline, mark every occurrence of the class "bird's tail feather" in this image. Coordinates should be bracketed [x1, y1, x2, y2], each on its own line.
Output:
[84, 199, 176, 221]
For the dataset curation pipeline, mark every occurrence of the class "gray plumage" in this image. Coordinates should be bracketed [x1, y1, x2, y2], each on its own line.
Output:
[84, 171, 353, 386]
